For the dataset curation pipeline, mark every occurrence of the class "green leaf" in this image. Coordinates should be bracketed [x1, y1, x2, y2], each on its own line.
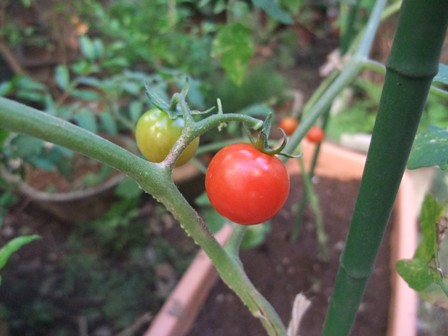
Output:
[201, 208, 226, 233]
[195, 192, 226, 233]
[75, 76, 103, 88]
[397, 259, 448, 309]
[230, 1, 250, 18]
[0, 130, 10, 147]
[396, 259, 439, 291]
[99, 112, 118, 136]
[17, 91, 46, 104]
[79, 36, 96, 60]
[408, 126, 448, 170]
[21, 0, 32, 7]
[212, 23, 254, 86]
[122, 81, 141, 95]
[73, 109, 98, 133]
[71, 60, 100, 75]
[115, 177, 142, 199]
[213, 0, 227, 14]
[55, 65, 70, 91]
[16, 76, 47, 92]
[434, 64, 448, 85]
[420, 280, 448, 309]
[0, 192, 15, 208]
[102, 57, 129, 70]
[70, 89, 102, 101]
[279, 0, 304, 15]
[11, 134, 43, 157]
[397, 196, 448, 308]
[92, 38, 105, 58]
[0, 81, 13, 96]
[145, 84, 171, 113]
[30, 157, 56, 171]
[241, 222, 271, 249]
[252, 0, 293, 24]
[0, 191, 16, 228]
[414, 195, 444, 263]
[0, 235, 40, 270]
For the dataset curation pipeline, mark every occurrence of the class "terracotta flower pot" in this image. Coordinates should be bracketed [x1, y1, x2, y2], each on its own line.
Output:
[3, 168, 126, 222]
[2, 134, 203, 222]
[145, 141, 419, 336]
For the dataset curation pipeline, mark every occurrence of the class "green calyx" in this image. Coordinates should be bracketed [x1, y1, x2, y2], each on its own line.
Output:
[246, 113, 301, 159]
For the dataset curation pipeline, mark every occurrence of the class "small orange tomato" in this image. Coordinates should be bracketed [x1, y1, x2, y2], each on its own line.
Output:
[306, 126, 325, 143]
[279, 117, 299, 136]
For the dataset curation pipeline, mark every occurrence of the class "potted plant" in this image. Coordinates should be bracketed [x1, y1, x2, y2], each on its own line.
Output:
[0, 64, 203, 221]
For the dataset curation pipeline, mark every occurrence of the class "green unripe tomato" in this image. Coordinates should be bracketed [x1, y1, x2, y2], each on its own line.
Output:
[135, 108, 199, 167]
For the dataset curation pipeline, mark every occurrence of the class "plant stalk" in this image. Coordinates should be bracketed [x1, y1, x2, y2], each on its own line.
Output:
[290, 108, 331, 242]
[298, 158, 328, 260]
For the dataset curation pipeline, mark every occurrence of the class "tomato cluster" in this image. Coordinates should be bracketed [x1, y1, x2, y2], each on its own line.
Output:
[279, 117, 325, 144]
[136, 109, 291, 225]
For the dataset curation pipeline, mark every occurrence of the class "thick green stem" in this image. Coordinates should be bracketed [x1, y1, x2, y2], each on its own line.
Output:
[0, 97, 286, 335]
[322, 1, 448, 335]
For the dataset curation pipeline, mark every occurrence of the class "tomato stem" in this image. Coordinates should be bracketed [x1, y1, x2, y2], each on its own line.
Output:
[173, 92, 195, 126]
[161, 92, 264, 169]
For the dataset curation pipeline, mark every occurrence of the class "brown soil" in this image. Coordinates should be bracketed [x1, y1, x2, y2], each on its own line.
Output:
[0, 196, 197, 336]
[188, 176, 392, 336]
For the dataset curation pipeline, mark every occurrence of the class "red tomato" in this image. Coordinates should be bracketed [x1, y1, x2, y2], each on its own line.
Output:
[279, 117, 298, 136]
[205, 143, 290, 225]
[306, 126, 324, 143]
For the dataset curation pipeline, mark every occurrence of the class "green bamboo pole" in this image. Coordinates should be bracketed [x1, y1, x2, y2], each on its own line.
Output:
[322, 1, 448, 335]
